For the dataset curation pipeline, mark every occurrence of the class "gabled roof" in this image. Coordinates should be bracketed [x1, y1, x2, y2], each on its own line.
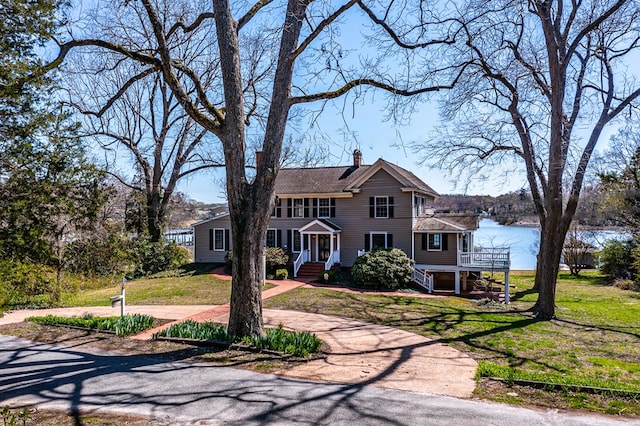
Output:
[413, 214, 479, 232]
[274, 158, 438, 197]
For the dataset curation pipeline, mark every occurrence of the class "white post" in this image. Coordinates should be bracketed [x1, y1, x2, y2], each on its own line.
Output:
[504, 272, 510, 304]
[120, 277, 126, 317]
[454, 270, 460, 295]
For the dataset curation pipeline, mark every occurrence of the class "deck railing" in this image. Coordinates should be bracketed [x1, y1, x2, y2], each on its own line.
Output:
[412, 268, 434, 293]
[459, 247, 510, 270]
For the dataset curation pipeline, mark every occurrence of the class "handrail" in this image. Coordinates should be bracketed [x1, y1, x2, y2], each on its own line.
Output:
[412, 268, 433, 293]
[293, 250, 306, 277]
[324, 249, 340, 271]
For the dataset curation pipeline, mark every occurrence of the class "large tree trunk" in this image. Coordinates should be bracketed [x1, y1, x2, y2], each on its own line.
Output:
[534, 212, 572, 319]
[227, 188, 270, 338]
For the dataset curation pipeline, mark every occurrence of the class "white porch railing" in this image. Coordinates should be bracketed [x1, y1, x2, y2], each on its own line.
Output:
[412, 268, 434, 293]
[293, 250, 310, 278]
[324, 250, 340, 271]
[459, 247, 510, 270]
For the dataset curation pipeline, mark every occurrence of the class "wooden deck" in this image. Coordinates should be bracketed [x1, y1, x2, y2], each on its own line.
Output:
[459, 247, 510, 270]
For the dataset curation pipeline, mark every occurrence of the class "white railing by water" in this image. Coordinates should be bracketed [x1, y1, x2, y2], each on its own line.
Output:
[293, 250, 310, 277]
[412, 268, 434, 293]
[459, 247, 510, 270]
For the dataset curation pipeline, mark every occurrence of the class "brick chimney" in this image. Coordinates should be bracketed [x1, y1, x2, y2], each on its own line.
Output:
[353, 149, 362, 167]
[255, 151, 262, 166]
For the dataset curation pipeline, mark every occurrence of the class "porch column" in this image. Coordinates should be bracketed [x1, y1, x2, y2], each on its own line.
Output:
[454, 270, 460, 295]
[504, 271, 510, 303]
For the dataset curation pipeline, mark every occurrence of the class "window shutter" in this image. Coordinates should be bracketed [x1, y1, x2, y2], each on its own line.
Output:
[388, 196, 394, 218]
[287, 230, 292, 251]
[387, 234, 393, 248]
[422, 234, 428, 250]
[224, 229, 230, 251]
[369, 197, 374, 217]
[209, 229, 213, 250]
[277, 230, 282, 248]
[312, 198, 318, 218]
[276, 199, 282, 217]
[330, 198, 336, 217]
[442, 233, 448, 251]
[364, 234, 370, 251]
[287, 198, 292, 217]
[304, 198, 310, 218]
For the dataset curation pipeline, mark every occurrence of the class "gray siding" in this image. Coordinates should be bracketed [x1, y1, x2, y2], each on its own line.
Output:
[338, 169, 413, 266]
[194, 170, 432, 267]
[413, 232, 458, 266]
[193, 216, 232, 263]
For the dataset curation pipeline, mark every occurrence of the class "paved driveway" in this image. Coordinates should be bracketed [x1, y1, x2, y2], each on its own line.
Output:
[0, 335, 632, 426]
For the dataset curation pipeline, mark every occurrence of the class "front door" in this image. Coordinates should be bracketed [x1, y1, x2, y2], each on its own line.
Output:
[318, 234, 330, 261]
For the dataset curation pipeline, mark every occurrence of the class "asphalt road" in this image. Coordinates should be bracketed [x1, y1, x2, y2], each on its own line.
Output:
[0, 336, 636, 425]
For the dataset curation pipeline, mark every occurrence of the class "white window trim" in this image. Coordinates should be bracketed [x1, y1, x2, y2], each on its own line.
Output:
[292, 229, 301, 252]
[374, 196, 389, 219]
[428, 233, 442, 251]
[213, 228, 225, 251]
[317, 198, 331, 218]
[369, 231, 388, 250]
[266, 228, 277, 247]
[293, 198, 304, 218]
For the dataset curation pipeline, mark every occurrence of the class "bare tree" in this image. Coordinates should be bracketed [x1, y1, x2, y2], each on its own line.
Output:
[415, 0, 640, 319]
[41, 0, 456, 337]
[62, 7, 224, 242]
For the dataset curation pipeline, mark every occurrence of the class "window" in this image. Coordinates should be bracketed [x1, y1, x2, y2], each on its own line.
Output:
[271, 198, 281, 218]
[421, 233, 447, 251]
[266, 229, 277, 247]
[369, 196, 394, 218]
[365, 232, 393, 251]
[375, 197, 388, 218]
[318, 198, 330, 218]
[293, 198, 304, 218]
[214, 229, 225, 251]
[292, 229, 301, 252]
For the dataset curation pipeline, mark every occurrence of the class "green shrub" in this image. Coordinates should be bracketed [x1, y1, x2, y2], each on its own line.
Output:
[317, 269, 336, 283]
[275, 268, 288, 280]
[27, 314, 155, 336]
[64, 230, 131, 277]
[613, 278, 640, 292]
[0, 260, 55, 308]
[153, 321, 322, 357]
[154, 320, 235, 342]
[128, 238, 190, 278]
[242, 324, 322, 357]
[599, 239, 636, 280]
[265, 247, 289, 275]
[351, 248, 413, 290]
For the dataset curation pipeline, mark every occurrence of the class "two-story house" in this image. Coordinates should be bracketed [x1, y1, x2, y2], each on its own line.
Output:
[193, 150, 511, 301]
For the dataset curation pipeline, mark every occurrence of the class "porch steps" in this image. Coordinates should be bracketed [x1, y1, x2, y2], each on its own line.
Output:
[296, 262, 326, 279]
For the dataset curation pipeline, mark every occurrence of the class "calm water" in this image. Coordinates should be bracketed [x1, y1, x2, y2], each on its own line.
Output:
[474, 218, 627, 270]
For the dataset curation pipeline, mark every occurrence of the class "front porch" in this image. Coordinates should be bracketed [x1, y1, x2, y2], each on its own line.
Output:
[293, 219, 342, 277]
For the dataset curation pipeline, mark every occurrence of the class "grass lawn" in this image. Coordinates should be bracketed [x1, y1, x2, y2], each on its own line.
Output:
[264, 270, 640, 415]
[63, 273, 235, 306]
